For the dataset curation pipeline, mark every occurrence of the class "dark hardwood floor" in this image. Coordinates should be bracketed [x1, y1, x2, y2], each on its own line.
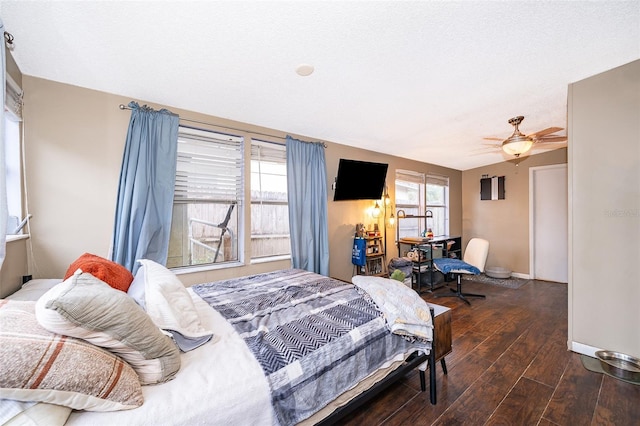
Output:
[341, 279, 640, 425]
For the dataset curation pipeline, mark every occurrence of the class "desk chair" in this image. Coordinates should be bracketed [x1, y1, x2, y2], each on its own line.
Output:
[432, 238, 489, 305]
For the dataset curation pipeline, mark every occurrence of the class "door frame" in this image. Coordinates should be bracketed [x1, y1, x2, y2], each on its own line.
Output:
[529, 163, 568, 281]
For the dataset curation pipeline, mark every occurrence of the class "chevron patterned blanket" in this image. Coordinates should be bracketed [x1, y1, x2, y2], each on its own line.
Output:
[192, 269, 418, 425]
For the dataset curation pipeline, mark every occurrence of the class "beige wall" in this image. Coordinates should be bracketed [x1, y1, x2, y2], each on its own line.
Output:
[0, 238, 28, 298]
[23, 77, 128, 280]
[326, 143, 462, 282]
[20, 76, 461, 285]
[461, 149, 568, 275]
[568, 59, 639, 358]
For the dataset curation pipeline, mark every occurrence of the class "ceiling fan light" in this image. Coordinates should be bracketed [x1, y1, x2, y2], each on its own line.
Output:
[502, 133, 534, 156]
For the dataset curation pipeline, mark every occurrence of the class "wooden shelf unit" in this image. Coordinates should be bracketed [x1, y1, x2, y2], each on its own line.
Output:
[355, 235, 387, 277]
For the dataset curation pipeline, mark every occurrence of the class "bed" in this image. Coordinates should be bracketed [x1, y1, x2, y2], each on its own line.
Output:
[1, 262, 438, 426]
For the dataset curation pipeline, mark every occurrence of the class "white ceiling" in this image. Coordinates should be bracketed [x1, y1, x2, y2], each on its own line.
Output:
[1, 1, 638, 170]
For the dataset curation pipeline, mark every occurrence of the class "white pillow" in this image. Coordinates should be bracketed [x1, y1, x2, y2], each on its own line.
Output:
[127, 266, 146, 309]
[135, 259, 214, 351]
[1, 400, 71, 426]
[35, 271, 181, 385]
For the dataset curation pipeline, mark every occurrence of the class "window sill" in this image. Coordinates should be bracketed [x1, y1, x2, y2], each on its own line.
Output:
[171, 261, 245, 276]
[6, 234, 29, 243]
[251, 254, 291, 265]
[171, 255, 291, 275]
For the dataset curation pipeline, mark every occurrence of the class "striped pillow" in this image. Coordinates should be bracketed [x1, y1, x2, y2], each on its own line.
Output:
[0, 300, 143, 411]
[35, 272, 181, 384]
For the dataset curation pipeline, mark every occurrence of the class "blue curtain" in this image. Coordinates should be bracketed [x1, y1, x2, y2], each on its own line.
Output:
[111, 102, 179, 273]
[286, 135, 329, 275]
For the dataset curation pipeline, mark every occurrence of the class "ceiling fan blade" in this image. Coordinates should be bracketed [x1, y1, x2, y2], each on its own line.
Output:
[470, 150, 498, 156]
[483, 137, 503, 141]
[528, 126, 564, 138]
[536, 136, 567, 143]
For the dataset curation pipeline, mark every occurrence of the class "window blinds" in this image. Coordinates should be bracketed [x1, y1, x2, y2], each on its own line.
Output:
[396, 170, 449, 187]
[174, 126, 244, 203]
[396, 169, 425, 184]
[251, 140, 286, 163]
[426, 174, 449, 187]
[5, 74, 22, 120]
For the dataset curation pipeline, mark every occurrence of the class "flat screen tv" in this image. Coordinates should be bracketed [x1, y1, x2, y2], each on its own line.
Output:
[333, 159, 388, 201]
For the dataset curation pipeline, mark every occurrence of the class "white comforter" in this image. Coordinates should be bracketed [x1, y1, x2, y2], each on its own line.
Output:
[351, 275, 433, 344]
[65, 288, 276, 426]
[4, 276, 433, 426]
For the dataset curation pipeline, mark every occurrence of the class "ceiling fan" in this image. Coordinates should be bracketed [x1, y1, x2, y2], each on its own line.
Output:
[484, 116, 567, 157]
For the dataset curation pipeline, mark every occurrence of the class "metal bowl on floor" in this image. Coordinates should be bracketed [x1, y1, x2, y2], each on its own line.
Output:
[485, 266, 512, 279]
[595, 350, 640, 382]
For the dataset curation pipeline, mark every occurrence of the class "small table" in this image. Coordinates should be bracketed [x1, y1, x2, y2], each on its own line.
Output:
[431, 303, 452, 369]
[420, 302, 452, 401]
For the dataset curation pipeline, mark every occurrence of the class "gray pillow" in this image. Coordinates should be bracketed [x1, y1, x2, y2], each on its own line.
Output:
[0, 300, 143, 411]
[35, 271, 180, 385]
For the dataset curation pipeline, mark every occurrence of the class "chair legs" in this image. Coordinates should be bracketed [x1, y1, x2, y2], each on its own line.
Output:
[440, 358, 448, 375]
[433, 273, 485, 305]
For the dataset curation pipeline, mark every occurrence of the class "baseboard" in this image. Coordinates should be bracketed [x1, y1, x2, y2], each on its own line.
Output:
[511, 272, 530, 279]
[571, 341, 601, 357]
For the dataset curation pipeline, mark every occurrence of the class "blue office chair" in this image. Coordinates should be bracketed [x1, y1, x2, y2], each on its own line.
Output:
[432, 238, 489, 305]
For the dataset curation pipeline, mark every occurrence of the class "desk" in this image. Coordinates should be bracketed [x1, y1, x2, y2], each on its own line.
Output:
[398, 236, 462, 293]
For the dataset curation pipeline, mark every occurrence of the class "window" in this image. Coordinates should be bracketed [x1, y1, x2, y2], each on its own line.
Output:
[395, 170, 449, 239]
[167, 126, 244, 269]
[395, 169, 425, 239]
[250, 140, 290, 260]
[4, 74, 23, 234]
[426, 174, 449, 237]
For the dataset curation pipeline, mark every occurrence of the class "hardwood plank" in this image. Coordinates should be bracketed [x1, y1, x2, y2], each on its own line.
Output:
[523, 327, 572, 388]
[431, 380, 505, 425]
[449, 304, 499, 336]
[445, 329, 492, 367]
[340, 380, 419, 425]
[426, 297, 511, 369]
[485, 377, 554, 425]
[337, 280, 636, 426]
[430, 325, 552, 424]
[479, 324, 550, 391]
[542, 353, 602, 425]
[473, 317, 526, 363]
[592, 374, 640, 425]
[383, 352, 493, 425]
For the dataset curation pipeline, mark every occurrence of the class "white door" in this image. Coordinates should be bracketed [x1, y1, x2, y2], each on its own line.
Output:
[530, 164, 568, 283]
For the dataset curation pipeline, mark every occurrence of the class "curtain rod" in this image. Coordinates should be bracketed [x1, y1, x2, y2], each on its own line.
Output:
[118, 104, 326, 148]
[4, 31, 14, 49]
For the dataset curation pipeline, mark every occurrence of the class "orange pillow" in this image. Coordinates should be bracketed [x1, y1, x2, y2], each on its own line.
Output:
[64, 253, 134, 292]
